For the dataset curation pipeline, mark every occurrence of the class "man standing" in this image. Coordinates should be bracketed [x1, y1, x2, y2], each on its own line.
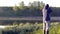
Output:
[42, 4, 52, 34]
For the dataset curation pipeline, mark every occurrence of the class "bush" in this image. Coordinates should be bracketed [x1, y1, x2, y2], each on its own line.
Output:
[2, 22, 60, 34]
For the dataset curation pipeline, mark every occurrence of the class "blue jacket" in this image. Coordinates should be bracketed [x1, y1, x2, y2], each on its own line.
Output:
[45, 8, 52, 21]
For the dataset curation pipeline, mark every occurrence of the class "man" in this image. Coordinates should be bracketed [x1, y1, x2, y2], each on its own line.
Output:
[42, 4, 52, 34]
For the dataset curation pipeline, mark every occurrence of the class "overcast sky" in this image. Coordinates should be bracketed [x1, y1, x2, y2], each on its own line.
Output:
[0, 0, 60, 7]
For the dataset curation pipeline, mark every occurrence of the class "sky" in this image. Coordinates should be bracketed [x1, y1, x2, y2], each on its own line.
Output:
[0, 0, 60, 7]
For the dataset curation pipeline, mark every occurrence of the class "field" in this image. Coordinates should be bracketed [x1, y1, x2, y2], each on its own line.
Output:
[0, 22, 60, 34]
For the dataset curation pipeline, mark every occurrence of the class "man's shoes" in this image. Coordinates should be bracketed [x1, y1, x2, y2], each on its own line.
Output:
[47, 30, 49, 34]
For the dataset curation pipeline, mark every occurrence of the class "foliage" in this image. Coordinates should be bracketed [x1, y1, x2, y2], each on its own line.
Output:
[1, 22, 60, 34]
[18, 1, 25, 10]
[13, 4, 18, 11]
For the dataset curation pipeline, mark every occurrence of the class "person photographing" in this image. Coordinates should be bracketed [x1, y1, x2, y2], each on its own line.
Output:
[42, 4, 52, 34]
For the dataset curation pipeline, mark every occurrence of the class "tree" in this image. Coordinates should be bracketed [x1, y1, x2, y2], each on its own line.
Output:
[13, 4, 18, 11]
[32, 1, 40, 8]
[28, 2, 34, 11]
[28, 1, 41, 10]
[28, 2, 32, 8]
[18, 1, 25, 10]
[40, 1, 45, 10]
[13, 4, 19, 16]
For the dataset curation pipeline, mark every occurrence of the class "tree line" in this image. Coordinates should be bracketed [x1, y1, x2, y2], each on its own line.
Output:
[12, 1, 44, 16]
[0, 1, 60, 17]
[13, 1, 45, 11]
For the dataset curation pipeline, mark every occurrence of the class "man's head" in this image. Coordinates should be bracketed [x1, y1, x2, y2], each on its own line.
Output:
[45, 4, 49, 9]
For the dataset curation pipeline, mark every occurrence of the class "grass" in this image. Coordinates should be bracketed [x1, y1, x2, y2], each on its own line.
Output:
[0, 22, 60, 34]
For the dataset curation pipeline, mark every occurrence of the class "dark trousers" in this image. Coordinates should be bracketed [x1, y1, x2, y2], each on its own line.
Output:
[44, 30, 49, 34]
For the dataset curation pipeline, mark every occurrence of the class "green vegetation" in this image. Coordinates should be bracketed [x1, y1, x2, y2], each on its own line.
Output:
[0, 22, 60, 34]
[12, 1, 45, 16]
[0, 1, 60, 17]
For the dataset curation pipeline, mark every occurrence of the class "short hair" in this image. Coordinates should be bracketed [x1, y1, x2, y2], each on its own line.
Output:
[45, 4, 49, 9]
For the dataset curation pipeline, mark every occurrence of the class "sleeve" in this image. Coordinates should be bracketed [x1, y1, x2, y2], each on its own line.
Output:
[48, 8, 52, 14]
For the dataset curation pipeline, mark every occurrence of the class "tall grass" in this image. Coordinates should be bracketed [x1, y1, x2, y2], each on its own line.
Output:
[1, 22, 60, 34]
